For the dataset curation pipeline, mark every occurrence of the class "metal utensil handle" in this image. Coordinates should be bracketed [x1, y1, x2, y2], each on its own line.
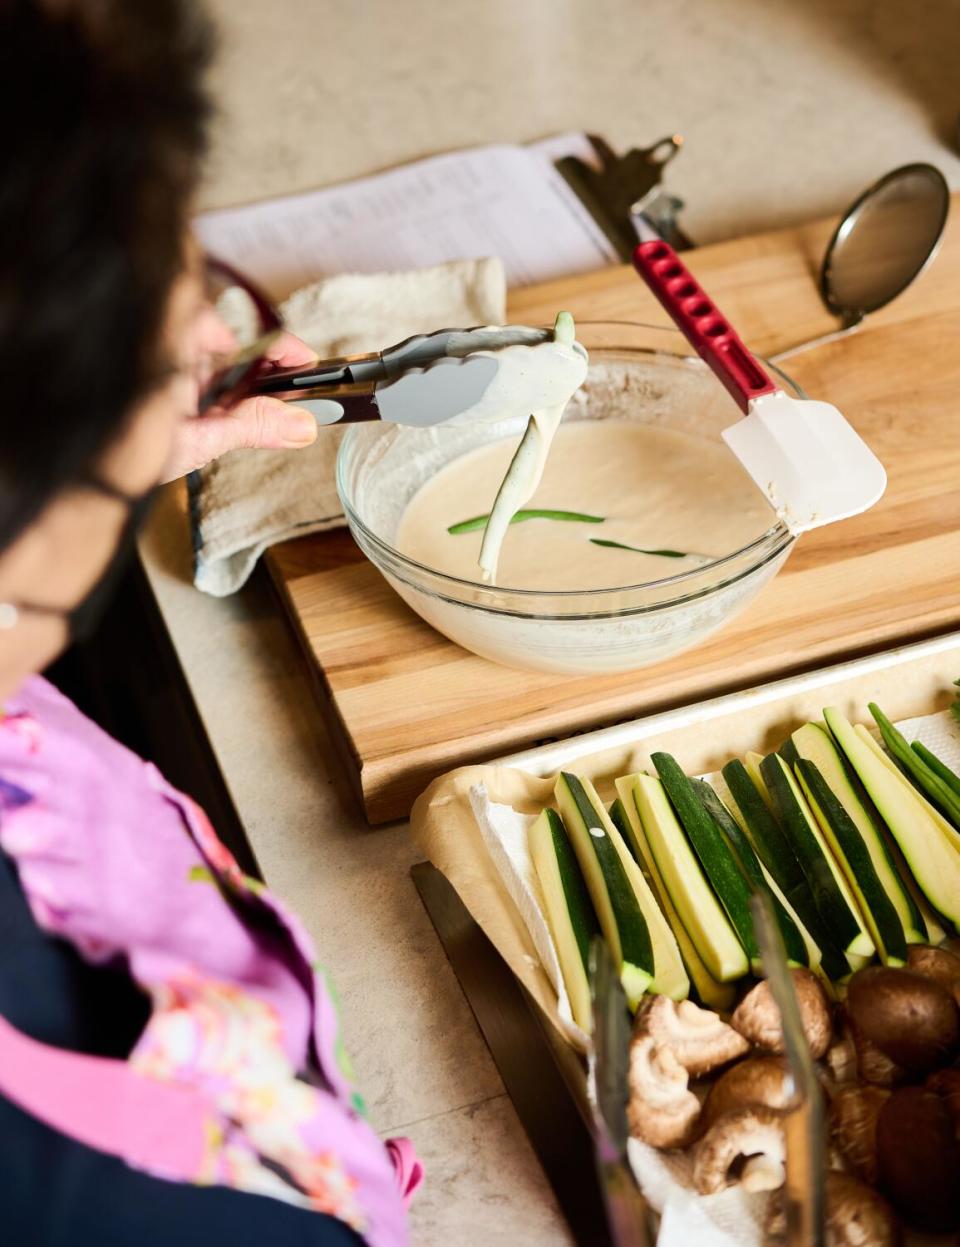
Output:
[633, 239, 778, 414]
[750, 894, 825, 1247]
[589, 938, 654, 1247]
[264, 380, 381, 425]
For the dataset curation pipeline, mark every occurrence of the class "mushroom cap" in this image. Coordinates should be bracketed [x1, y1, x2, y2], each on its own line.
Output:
[846, 966, 960, 1076]
[700, 1055, 792, 1131]
[828, 1084, 890, 1185]
[905, 944, 960, 1007]
[846, 1023, 905, 1086]
[925, 1066, 960, 1133]
[693, 1104, 785, 1195]
[877, 1086, 960, 1233]
[635, 995, 749, 1077]
[731, 968, 833, 1059]
[626, 1035, 701, 1150]
[766, 1171, 900, 1247]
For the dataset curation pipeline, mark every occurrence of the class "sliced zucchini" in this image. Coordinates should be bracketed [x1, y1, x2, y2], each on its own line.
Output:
[632, 770, 748, 982]
[759, 862, 827, 976]
[608, 797, 640, 866]
[899, 869, 945, 944]
[555, 773, 654, 1008]
[529, 808, 600, 1033]
[614, 777, 729, 1010]
[912, 741, 960, 801]
[760, 753, 875, 960]
[606, 793, 689, 1001]
[711, 770, 827, 974]
[850, 726, 947, 942]
[723, 759, 823, 924]
[791, 722, 926, 945]
[870, 703, 960, 830]
[691, 777, 809, 968]
[653, 753, 761, 969]
[853, 723, 960, 857]
[745, 750, 774, 811]
[825, 709, 960, 928]
[795, 758, 907, 965]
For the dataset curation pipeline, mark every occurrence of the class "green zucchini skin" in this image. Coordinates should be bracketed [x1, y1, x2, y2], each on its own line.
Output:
[723, 759, 849, 981]
[912, 741, 960, 802]
[760, 753, 867, 957]
[796, 759, 907, 965]
[608, 798, 642, 869]
[651, 754, 759, 965]
[691, 778, 809, 968]
[543, 808, 600, 974]
[632, 773, 747, 984]
[556, 773, 654, 1006]
[606, 788, 690, 1000]
[529, 809, 599, 1033]
[791, 721, 927, 945]
[613, 777, 727, 1008]
[870, 703, 960, 830]
[828, 712, 960, 930]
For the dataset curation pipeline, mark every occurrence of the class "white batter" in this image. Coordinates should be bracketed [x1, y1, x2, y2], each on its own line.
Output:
[396, 420, 773, 592]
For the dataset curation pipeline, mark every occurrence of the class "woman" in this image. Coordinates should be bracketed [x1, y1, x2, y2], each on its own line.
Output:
[0, 3, 417, 1244]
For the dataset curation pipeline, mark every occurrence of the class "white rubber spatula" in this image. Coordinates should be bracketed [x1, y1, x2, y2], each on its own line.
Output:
[633, 238, 887, 534]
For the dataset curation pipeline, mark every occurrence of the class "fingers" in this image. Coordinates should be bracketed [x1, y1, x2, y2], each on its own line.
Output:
[264, 331, 318, 368]
[230, 395, 318, 450]
[161, 396, 317, 481]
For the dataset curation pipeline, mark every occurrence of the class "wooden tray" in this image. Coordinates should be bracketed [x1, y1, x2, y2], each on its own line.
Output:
[267, 200, 960, 823]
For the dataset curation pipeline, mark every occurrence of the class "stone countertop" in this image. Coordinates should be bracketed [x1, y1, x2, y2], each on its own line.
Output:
[142, 3, 960, 1241]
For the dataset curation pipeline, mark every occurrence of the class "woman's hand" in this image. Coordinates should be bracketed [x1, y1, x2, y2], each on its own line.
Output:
[161, 325, 319, 482]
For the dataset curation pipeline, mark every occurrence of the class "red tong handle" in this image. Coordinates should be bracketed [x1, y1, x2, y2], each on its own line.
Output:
[633, 240, 777, 415]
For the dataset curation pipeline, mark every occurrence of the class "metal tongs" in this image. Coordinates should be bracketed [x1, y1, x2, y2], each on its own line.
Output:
[588, 937, 655, 1247]
[588, 900, 825, 1247]
[750, 892, 826, 1247]
[249, 324, 567, 427]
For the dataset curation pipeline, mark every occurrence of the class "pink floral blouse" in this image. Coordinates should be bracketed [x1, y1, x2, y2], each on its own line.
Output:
[0, 676, 416, 1246]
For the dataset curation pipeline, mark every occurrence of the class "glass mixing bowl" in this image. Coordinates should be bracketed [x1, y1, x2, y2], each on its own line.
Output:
[336, 322, 798, 675]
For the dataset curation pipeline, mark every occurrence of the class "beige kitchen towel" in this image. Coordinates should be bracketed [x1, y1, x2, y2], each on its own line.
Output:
[189, 257, 507, 596]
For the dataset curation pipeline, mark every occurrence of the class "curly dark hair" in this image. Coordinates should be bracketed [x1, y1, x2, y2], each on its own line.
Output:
[0, 0, 214, 550]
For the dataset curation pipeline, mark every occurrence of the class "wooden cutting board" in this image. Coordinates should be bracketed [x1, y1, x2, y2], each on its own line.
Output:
[267, 201, 960, 823]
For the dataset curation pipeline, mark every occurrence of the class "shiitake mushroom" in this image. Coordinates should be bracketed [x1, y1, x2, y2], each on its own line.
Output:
[905, 944, 960, 1007]
[731, 968, 833, 1058]
[925, 1066, 960, 1134]
[845, 966, 959, 1078]
[766, 1171, 900, 1247]
[699, 1055, 792, 1132]
[876, 1086, 960, 1232]
[829, 1084, 889, 1184]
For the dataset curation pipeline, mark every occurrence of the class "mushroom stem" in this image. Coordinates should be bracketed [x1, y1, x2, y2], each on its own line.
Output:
[740, 1154, 785, 1192]
[693, 1105, 786, 1195]
[627, 1036, 701, 1150]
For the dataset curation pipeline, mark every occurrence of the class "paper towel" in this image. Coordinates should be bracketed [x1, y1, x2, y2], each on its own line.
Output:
[190, 257, 507, 596]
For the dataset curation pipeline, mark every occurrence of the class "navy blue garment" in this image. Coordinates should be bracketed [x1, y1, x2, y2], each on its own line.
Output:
[0, 847, 363, 1246]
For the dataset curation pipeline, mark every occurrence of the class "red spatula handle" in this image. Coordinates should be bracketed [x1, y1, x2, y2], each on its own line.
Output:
[633, 240, 777, 415]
